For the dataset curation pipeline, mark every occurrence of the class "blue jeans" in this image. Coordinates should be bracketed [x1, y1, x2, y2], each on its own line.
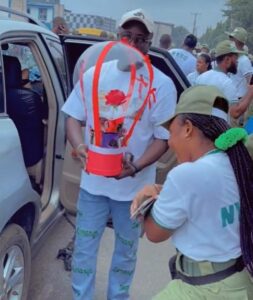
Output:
[72, 188, 141, 300]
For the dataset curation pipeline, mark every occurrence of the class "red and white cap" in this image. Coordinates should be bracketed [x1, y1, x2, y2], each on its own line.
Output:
[118, 8, 154, 34]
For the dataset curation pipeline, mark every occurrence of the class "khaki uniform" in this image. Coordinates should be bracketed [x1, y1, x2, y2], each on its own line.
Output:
[153, 270, 253, 300]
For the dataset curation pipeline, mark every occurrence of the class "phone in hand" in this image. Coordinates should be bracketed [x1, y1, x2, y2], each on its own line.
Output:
[131, 197, 156, 220]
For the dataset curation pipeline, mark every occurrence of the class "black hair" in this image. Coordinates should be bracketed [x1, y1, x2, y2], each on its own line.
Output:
[179, 97, 253, 276]
[198, 53, 212, 70]
[184, 34, 197, 49]
[160, 33, 172, 47]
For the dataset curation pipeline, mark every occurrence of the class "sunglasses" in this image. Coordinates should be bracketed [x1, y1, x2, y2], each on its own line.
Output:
[119, 32, 151, 45]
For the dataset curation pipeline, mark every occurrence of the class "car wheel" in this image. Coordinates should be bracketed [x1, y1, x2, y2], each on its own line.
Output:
[0, 224, 31, 300]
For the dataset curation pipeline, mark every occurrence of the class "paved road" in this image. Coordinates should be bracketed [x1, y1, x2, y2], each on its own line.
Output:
[28, 215, 175, 300]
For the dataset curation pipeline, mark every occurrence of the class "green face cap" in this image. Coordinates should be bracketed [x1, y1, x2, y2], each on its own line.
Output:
[161, 85, 229, 129]
[225, 27, 247, 44]
[201, 43, 209, 50]
[215, 40, 241, 58]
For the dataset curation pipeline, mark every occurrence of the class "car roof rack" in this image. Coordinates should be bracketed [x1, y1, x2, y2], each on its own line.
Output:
[0, 5, 43, 27]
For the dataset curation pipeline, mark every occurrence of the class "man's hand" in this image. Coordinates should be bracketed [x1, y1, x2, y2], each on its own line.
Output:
[53, 24, 69, 35]
[130, 184, 161, 217]
[75, 143, 88, 167]
[114, 157, 137, 180]
[230, 85, 253, 119]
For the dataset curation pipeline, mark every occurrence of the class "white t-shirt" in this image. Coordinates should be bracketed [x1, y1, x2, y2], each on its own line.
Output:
[169, 48, 197, 76]
[62, 60, 177, 201]
[187, 71, 199, 86]
[196, 69, 238, 104]
[152, 151, 241, 262]
[230, 54, 253, 98]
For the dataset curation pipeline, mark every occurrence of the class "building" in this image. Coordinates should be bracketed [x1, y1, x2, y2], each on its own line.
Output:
[27, 0, 64, 29]
[64, 11, 116, 34]
[0, 0, 26, 13]
[153, 21, 174, 47]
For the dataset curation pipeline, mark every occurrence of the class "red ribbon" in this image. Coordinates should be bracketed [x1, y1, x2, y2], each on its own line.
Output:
[136, 74, 148, 99]
[148, 88, 157, 109]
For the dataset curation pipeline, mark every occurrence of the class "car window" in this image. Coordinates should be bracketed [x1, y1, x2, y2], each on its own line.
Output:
[45, 37, 67, 97]
[3, 44, 44, 96]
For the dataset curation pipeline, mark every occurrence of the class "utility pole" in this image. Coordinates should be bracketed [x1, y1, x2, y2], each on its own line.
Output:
[191, 12, 200, 36]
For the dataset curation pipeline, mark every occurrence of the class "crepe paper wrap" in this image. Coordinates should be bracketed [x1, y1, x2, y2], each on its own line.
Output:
[214, 128, 248, 151]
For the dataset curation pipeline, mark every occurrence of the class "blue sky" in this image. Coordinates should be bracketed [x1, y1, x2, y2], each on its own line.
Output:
[61, 0, 226, 36]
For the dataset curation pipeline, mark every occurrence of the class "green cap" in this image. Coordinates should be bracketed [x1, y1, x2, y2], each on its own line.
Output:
[195, 42, 201, 50]
[201, 43, 209, 50]
[162, 85, 229, 128]
[215, 40, 241, 58]
[226, 27, 247, 44]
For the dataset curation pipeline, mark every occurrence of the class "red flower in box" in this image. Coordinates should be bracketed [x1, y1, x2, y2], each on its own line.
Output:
[105, 90, 127, 107]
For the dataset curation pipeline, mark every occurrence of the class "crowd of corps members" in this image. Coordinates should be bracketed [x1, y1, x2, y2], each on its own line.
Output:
[160, 28, 253, 128]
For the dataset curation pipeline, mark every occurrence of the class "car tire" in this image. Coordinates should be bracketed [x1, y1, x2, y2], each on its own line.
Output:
[0, 224, 31, 300]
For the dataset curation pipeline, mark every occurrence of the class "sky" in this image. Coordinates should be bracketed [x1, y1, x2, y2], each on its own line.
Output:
[61, 0, 227, 36]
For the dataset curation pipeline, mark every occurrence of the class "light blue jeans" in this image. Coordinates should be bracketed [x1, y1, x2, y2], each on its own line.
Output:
[72, 188, 141, 300]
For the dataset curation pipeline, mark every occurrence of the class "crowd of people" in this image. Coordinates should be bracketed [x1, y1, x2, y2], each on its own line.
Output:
[59, 7, 253, 300]
[159, 25, 253, 135]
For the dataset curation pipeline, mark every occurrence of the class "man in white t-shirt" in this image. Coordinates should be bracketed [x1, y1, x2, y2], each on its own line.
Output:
[226, 27, 253, 99]
[169, 34, 197, 76]
[61, 8, 177, 300]
[196, 40, 253, 121]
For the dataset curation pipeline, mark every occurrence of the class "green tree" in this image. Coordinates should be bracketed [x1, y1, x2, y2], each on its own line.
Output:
[200, 21, 230, 50]
[223, 0, 253, 52]
[201, 0, 253, 53]
[171, 26, 190, 48]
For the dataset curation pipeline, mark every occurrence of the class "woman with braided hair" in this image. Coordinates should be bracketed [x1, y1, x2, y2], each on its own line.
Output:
[131, 85, 253, 299]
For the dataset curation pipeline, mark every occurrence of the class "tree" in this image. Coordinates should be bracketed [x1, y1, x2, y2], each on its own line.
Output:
[223, 0, 253, 52]
[200, 21, 230, 51]
[200, 0, 253, 53]
[171, 26, 190, 48]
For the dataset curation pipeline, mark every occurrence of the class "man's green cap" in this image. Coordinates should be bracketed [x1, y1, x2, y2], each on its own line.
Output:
[195, 42, 201, 50]
[161, 85, 229, 128]
[215, 40, 241, 58]
[225, 27, 247, 44]
[201, 43, 209, 49]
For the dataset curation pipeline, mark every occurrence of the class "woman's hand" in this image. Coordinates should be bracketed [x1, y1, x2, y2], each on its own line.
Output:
[130, 184, 162, 217]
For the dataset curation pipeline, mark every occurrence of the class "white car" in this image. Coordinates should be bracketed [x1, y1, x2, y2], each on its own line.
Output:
[0, 6, 188, 300]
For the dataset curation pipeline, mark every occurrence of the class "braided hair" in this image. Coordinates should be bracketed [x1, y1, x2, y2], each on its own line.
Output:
[179, 97, 253, 276]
